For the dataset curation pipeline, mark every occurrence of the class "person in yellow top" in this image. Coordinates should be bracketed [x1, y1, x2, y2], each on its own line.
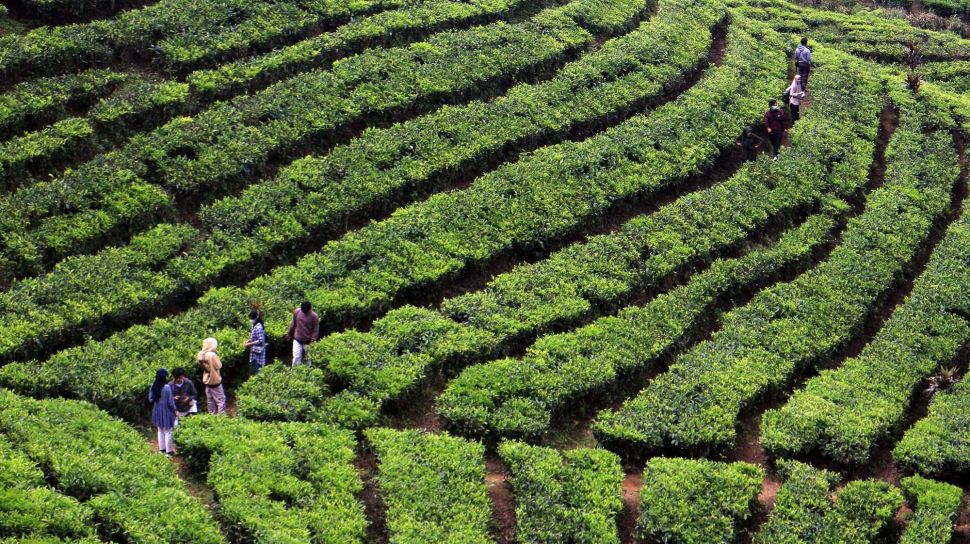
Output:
[197, 337, 225, 414]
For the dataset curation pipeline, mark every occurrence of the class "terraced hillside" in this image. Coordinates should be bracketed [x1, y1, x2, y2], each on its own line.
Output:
[2, 0, 970, 541]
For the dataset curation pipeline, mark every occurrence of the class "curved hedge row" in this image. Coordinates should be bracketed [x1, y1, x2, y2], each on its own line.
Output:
[0, 0, 542, 192]
[498, 441, 623, 543]
[0, 0, 409, 78]
[0, 0, 695, 364]
[0, 390, 224, 544]
[0, 0, 722, 419]
[0, 0, 623, 279]
[760, 105, 965, 465]
[592, 48, 952, 456]
[439, 213, 837, 440]
[232, 14, 785, 427]
[175, 416, 365, 544]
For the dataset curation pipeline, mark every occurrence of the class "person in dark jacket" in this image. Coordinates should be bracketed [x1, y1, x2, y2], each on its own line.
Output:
[735, 125, 764, 161]
[764, 99, 789, 158]
[149, 368, 178, 456]
[285, 300, 320, 367]
[170, 367, 198, 417]
[795, 37, 812, 91]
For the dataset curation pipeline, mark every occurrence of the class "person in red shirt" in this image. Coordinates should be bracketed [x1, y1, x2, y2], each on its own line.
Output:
[285, 300, 320, 366]
[764, 99, 789, 159]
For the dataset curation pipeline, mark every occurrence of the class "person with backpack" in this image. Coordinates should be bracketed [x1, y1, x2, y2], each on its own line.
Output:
[244, 309, 267, 375]
[149, 368, 178, 456]
[764, 99, 789, 159]
[197, 337, 225, 414]
[285, 301, 320, 367]
[785, 74, 806, 125]
[795, 37, 812, 91]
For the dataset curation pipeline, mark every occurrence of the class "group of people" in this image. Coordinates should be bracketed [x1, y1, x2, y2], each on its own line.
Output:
[736, 37, 813, 160]
[148, 301, 320, 455]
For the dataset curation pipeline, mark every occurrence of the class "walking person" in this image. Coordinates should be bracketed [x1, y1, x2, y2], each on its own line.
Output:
[764, 99, 789, 159]
[795, 37, 812, 91]
[171, 367, 198, 417]
[244, 309, 267, 375]
[197, 337, 226, 414]
[149, 368, 177, 456]
[285, 301, 319, 367]
[786, 74, 806, 125]
[735, 125, 764, 161]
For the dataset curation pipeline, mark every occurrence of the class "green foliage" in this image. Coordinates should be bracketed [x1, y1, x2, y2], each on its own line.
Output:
[899, 476, 962, 544]
[755, 461, 902, 544]
[0, 0, 607, 276]
[0, 0, 707, 420]
[593, 47, 952, 455]
[176, 416, 366, 543]
[895, 378, 970, 476]
[0, 391, 224, 544]
[236, 363, 330, 421]
[366, 428, 491, 544]
[0, 68, 126, 140]
[0, 0, 406, 78]
[0, 436, 94, 541]
[760, 107, 965, 465]
[638, 458, 763, 544]
[440, 214, 836, 439]
[498, 441, 623, 543]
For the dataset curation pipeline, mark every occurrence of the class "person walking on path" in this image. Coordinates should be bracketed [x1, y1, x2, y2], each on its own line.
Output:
[171, 367, 198, 417]
[197, 337, 226, 414]
[285, 301, 319, 367]
[149, 368, 178, 456]
[786, 74, 806, 125]
[244, 309, 267, 375]
[735, 125, 764, 161]
[764, 99, 789, 159]
[795, 37, 812, 90]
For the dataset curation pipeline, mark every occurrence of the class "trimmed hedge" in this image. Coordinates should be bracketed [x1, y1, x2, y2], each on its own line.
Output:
[439, 213, 837, 440]
[0, 0, 721, 420]
[592, 48, 954, 456]
[895, 377, 970, 476]
[175, 416, 366, 543]
[0, 0, 687, 363]
[637, 458, 763, 544]
[366, 428, 491, 544]
[899, 475, 962, 544]
[0, 0, 618, 277]
[0, 436, 94, 541]
[0, 391, 224, 544]
[498, 441, 623, 543]
[0, 0, 408, 78]
[236, 14, 787, 427]
[0, 68, 127, 140]
[754, 460, 902, 544]
[760, 106, 965, 465]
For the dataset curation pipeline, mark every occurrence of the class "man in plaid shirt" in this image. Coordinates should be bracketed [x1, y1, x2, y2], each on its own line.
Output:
[244, 309, 268, 374]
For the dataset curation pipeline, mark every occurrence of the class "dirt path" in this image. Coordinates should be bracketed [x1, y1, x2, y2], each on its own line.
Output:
[619, 471, 642, 544]
[486, 457, 517, 544]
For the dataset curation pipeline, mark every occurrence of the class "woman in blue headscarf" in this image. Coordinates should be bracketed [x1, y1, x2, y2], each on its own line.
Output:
[149, 368, 178, 456]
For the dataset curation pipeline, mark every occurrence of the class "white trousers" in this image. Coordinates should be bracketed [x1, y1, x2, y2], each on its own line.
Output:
[292, 340, 311, 367]
[157, 427, 174, 453]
